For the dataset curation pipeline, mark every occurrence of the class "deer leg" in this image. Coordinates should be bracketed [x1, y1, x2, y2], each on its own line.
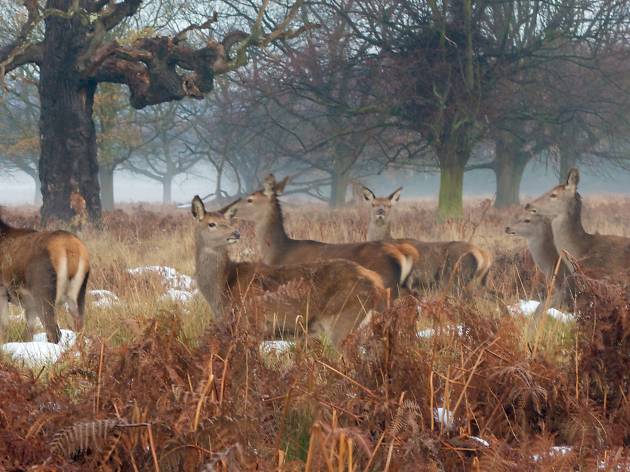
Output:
[24, 256, 61, 343]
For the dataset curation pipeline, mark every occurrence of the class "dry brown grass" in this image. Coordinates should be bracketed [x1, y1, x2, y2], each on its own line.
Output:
[1, 196, 630, 470]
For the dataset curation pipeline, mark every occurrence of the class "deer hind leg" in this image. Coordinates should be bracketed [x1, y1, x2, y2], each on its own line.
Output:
[0, 287, 9, 342]
[25, 256, 61, 343]
[66, 259, 89, 332]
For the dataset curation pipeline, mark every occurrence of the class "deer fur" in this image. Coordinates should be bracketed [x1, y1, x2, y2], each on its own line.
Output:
[505, 212, 571, 309]
[191, 196, 386, 347]
[361, 185, 493, 290]
[0, 218, 90, 343]
[525, 168, 630, 280]
[228, 175, 418, 293]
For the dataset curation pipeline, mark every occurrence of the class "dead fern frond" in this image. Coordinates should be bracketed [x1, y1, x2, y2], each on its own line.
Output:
[49, 419, 146, 463]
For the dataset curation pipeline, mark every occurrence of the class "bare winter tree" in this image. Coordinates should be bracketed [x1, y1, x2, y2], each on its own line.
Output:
[0, 0, 309, 222]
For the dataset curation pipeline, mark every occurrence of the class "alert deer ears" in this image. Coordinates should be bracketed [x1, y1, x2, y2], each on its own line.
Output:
[263, 174, 288, 197]
[263, 174, 276, 196]
[388, 187, 403, 202]
[362, 186, 376, 202]
[275, 176, 289, 195]
[565, 168, 580, 192]
[219, 201, 238, 220]
[191, 195, 206, 220]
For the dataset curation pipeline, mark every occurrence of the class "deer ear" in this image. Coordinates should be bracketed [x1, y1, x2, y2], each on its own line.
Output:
[263, 174, 276, 197]
[219, 200, 238, 220]
[565, 168, 580, 191]
[275, 176, 289, 195]
[362, 186, 375, 202]
[191, 196, 206, 220]
[389, 187, 403, 203]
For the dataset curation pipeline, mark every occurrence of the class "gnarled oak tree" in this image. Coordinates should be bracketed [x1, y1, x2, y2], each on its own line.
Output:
[0, 0, 305, 222]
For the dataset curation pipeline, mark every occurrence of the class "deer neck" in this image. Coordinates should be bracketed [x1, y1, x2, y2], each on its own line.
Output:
[255, 198, 290, 264]
[550, 198, 591, 261]
[195, 231, 230, 320]
[526, 229, 561, 280]
[367, 219, 391, 241]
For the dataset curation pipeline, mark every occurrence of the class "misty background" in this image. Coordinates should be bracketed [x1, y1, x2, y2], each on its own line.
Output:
[2, 162, 630, 206]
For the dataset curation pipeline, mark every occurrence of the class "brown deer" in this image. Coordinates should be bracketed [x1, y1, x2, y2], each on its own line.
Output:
[0, 217, 90, 343]
[361, 185, 493, 290]
[227, 175, 419, 294]
[191, 196, 386, 347]
[525, 168, 630, 280]
[505, 212, 571, 309]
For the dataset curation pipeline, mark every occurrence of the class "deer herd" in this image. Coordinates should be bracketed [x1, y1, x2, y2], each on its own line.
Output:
[0, 168, 629, 348]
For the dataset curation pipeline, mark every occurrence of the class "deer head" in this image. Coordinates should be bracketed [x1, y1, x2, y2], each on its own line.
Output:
[191, 196, 240, 248]
[229, 174, 289, 223]
[525, 168, 580, 219]
[505, 212, 550, 238]
[362, 185, 402, 228]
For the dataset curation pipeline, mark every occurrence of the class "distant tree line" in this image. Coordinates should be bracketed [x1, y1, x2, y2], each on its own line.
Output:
[1, 0, 630, 220]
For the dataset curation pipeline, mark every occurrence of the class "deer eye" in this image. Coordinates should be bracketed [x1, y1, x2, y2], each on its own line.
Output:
[247, 197, 254, 203]
[208, 222, 216, 228]
[550, 194, 557, 198]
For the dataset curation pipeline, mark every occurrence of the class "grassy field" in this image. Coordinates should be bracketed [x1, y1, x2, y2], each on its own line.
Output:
[1, 196, 630, 470]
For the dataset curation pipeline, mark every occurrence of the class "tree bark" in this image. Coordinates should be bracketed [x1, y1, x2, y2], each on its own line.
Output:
[438, 161, 464, 219]
[329, 171, 349, 208]
[494, 137, 530, 208]
[99, 165, 115, 211]
[162, 175, 173, 204]
[33, 174, 42, 206]
[38, 0, 101, 223]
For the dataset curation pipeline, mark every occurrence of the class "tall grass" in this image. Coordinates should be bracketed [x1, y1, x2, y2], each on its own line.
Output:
[0, 197, 629, 470]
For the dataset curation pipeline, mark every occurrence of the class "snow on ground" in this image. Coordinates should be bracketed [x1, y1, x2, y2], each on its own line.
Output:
[89, 289, 121, 308]
[127, 265, 196, 291]
[531, 446, 573, 462]
[259, 340, 294, 355]
[509, 299, 574, 322]
[1, 329, 77, 366]
[433, 407, 456, 431]
[160, 288, 196, 303]
[418, 324, 467, 339]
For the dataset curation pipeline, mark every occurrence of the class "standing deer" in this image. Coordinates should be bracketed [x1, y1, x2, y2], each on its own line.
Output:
[191, 196, 386, 346]
[361, 185, 493, 290]
[525, 168, 630, 280]
[227, 175, 418, 294]
[505, 212, 571, 309]
[0, 217, 90, 343]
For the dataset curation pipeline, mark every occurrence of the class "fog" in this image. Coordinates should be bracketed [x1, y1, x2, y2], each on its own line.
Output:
[1, 160, 629, 207]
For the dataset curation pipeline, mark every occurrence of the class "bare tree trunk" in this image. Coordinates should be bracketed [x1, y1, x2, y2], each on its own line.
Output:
[162, 174, 173, 204]
[436, 138, 469, 219]
[34, 174, 42, 206]
[494, 136, 530, 208]
[38, 0, 101, 223]
[329, 171, 349, 208]
[99, 165, 115, 211]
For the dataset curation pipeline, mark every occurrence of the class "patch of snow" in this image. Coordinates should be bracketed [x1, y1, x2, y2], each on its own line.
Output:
[32, 329, 76, 349]
[417, 324, 467, 339]
[161, 288, 195, 303]
[1, 329, 77, 366]
[1, 342, 64, 365]
[89, 289, 120, 308]
[127, 266, 195, 291]
[259, 340, 294, 355]
[469, 436, 490, 448]
[531, 446, 573, 462]
[433, 407, 455, 431]
[509, 299, 575, 322]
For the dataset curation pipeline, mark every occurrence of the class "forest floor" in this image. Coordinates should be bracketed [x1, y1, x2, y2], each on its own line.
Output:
[1, 196, 630, 471]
